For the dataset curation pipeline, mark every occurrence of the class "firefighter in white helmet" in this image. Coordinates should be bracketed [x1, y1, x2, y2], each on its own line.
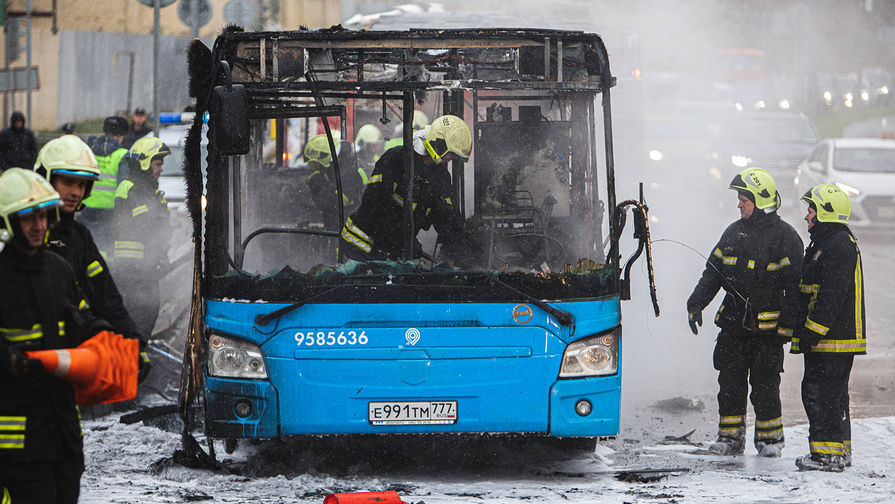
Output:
[0, 168, 113, 503]
[35, 135, 149, 383]
[340, 114, 475, 264]
[354, 123, 384, 177]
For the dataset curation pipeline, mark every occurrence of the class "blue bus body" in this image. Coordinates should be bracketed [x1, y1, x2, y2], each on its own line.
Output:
[187, 28, 647, 446]
[204, 298, 621, 438]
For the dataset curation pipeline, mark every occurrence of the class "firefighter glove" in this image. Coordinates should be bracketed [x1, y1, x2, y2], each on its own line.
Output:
[688, 310, 703, 335]
[3, 342, 45, 377]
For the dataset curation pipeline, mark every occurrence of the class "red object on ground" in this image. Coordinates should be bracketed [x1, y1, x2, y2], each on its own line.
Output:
[26, 330, 139, 405]
[323, 491, 404, 504]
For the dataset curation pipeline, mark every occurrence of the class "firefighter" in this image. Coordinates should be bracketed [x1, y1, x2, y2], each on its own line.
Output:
[79, 116, 130, 253]
[112, 137, 172, 337]
[339, 114, 472, 263]
[354, 123, 384, 177]
[305, 132, 366, 231]
[0, 168, 113, 503]
[793, 184, 865, 472]
[34, 136, 150, 383]
[686, 167, 803, 457]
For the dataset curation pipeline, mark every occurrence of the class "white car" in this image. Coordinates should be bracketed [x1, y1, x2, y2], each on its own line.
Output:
[793, 137, 895, 229]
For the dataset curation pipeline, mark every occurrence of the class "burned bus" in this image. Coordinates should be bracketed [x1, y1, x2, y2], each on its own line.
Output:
[180, 27, 656, 452]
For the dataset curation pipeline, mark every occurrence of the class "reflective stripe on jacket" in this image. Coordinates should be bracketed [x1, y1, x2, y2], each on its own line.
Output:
[791, 223, 866, 354]
[688, 211, 804, 337]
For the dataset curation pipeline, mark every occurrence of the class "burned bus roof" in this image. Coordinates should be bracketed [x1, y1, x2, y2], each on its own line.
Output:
[214, 27, 615, 94]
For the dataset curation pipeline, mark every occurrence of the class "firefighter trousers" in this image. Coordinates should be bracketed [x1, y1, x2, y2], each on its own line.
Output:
[713, 331, 785, 445]
[0, 456, 83, 504]
[802, 353, 853, 457]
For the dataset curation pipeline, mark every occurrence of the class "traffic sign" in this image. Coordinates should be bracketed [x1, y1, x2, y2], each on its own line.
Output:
[179, 0, 213, 29]
[0, 67, 40, 92]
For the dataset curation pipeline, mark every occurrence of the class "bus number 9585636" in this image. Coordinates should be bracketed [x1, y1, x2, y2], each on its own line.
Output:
[294, 330, 368, 346]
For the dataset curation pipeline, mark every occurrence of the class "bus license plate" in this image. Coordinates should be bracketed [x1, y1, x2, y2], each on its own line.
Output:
[368, 401, 458, 425]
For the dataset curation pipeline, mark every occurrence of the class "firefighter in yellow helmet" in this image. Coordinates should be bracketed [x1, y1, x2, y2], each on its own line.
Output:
[35, 136, 149, 385]
[687, 167, 804, 457]
[340, 114, 474, 263]
[354, 123, 384, 177]
[112, 136, 172, 337]
[304, 132, 367, 231]
[0, 168, 114, 503]
[793, 184, 865, 472]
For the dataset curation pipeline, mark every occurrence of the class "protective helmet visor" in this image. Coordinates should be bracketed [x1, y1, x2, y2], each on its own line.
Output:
[14, 198, 62, 216]
[53, 169, 100, 181]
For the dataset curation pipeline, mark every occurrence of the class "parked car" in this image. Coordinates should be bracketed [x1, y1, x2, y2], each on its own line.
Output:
[793, 137, 895, 229]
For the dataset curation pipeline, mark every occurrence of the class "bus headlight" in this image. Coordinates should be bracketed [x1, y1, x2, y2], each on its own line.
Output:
[559, 330, 618, 378]
[208, 333, 268, 379]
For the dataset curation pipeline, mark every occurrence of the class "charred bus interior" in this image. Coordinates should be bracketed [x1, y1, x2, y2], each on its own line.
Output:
[203, 29, 621, 303]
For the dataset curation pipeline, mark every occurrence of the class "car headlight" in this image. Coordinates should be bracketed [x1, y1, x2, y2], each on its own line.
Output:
[649, 149, 664, 162]
[834, 181, 861, 197]
[778, 99, 791, 110]
[731, 155, 751, 168]
[559, 329, 618, 378]
[208, 333, 268, 379]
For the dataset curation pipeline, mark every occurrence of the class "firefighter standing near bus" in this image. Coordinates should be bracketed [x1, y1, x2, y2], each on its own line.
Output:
[0, 168, 119, 503]
[112, 137, 172, 337]
[34, 136, 150, 385]
[793, 184, 866, 472]
[687, 167, 804, 457]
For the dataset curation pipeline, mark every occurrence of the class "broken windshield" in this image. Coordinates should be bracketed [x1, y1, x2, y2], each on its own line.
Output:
[203, 30, 617, 302]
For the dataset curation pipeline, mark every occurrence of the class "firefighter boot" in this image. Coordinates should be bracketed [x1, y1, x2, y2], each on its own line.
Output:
[709, 431, 745, 455]
[795, 453, 845, 472]
[755, 440, 784, 458]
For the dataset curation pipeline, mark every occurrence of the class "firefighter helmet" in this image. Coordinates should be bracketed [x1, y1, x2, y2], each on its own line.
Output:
[423, 115, 472, 164]
[729, 167, 780, 212]
[355, 124, 383, 148]
[801, 184, 851, 223]
[0, 168, 62, 243]
[35, 135, 100, 194]
[127, 137, 171, 172]
[304, 132, 341, 168]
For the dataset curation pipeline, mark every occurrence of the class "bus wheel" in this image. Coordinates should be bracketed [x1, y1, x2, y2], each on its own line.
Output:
[225, 438, 238, 454]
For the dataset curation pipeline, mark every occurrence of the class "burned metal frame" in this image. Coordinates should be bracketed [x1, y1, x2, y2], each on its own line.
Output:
[207, 27, 618, 285]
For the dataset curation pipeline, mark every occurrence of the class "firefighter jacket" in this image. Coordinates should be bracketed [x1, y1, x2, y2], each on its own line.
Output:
[0, 245, 111, 465]
[48, 212, 143, 343]
[82, 136, 128, 210]
[112, 175, 171, 276]
[687, 210, 804, 338]
[790, 222, 866, 354]
[340, 144, 462, 259]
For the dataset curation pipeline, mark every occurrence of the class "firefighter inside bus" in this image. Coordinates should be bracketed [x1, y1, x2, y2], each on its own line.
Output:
[339, 115, 480, 267]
